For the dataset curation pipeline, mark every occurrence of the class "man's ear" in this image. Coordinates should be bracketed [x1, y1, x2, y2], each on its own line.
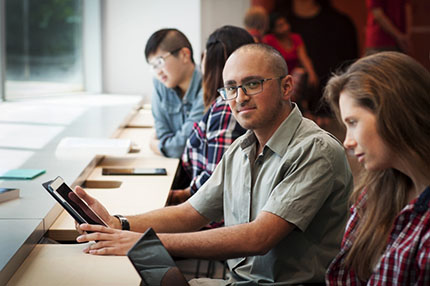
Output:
[282, 75, 294, 100]
[180, 47, 192, 63]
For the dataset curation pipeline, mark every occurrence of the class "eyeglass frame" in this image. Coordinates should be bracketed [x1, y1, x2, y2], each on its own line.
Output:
[217, 76, 286, 101]
[148, 47, 183, 71]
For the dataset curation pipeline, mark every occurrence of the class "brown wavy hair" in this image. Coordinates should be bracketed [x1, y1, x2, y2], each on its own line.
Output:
[202, 26, 254, 110]
[324, 51, 430, 280]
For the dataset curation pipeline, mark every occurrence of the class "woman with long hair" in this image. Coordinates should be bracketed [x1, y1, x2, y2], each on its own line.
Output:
[324, 51, 430, 284]
[169, 26, 254, 204]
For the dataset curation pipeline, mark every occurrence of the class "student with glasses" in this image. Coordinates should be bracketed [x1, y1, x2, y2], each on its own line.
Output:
[169, 26, 252, 205]
[145, 29, 204, 158]
[75, 43, 352, 285]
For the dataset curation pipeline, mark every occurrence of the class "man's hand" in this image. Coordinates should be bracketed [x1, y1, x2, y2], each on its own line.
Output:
[76, 224, 142, 255]
[74, 186, 120, 233]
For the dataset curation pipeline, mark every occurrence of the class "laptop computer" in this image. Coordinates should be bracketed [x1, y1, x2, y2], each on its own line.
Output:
[127, 228, 189, 286]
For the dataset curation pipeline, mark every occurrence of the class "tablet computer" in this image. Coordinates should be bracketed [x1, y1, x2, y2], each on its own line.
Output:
[127, 228, 188, 286]
[42, 176, 107, 227]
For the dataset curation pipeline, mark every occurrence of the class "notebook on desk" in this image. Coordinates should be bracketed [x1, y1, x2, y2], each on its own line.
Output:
[127, 228, 188, 286]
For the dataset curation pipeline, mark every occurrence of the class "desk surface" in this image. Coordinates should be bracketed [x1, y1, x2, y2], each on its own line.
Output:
[0, 219, 44, 284]
[126, 108, 154, 128]
[47, 127, 178, 241]
[0, 94, 143, 285]
[7, 244, 141, 286]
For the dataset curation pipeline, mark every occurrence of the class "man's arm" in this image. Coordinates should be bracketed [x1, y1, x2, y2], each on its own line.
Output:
[126, 201, 208, 233]
[75, 186, 210, 233]
[161, 211, 294, 260]
[76, 201, 210, 255]
[79, 209, 294, 260]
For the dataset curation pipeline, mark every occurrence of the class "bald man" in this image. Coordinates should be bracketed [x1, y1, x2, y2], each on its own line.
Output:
[76, 43, 353, 285]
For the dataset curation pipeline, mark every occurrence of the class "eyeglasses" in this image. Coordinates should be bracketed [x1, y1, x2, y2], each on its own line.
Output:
[149, 47, 183, 71]
[217, 76, 285, 101]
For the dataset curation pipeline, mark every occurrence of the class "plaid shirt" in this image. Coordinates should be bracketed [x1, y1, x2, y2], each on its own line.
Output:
[326, 186, 430, 285]
[182, 97, 246, 194]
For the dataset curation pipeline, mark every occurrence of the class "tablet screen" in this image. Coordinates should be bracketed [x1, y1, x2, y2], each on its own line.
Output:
[44, 177, 106, 226]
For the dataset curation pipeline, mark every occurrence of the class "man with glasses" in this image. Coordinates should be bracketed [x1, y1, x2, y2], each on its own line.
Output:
[145, 28, 204, 158]
[76, 43, 353, 285]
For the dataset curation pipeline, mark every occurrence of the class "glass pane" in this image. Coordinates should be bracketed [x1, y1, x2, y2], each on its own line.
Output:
[5, 0, 83, 99]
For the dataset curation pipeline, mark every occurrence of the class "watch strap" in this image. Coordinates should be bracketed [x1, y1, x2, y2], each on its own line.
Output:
[114, 214, 130, 231]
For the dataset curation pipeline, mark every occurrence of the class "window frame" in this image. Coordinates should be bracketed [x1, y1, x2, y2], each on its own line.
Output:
[0, 0, 102, 102]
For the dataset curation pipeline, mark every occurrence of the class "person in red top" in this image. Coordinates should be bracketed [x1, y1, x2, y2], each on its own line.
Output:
[263, 13, 318, 87]
[324, 51, 430, 285]
[366, 0, 412, 54]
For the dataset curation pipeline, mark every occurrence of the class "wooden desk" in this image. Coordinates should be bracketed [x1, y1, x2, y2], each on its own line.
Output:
[0, 94, 143, 285]
[7, 244, 140, 286]
[126, 108, 154, 128]
[47, 127, 179, 241]
[4, 100, 179, 285]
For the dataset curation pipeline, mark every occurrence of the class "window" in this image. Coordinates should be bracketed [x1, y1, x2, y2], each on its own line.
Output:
[4, 0, 83, 99]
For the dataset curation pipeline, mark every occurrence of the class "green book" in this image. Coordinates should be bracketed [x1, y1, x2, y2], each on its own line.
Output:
[0, 169, 46, 180]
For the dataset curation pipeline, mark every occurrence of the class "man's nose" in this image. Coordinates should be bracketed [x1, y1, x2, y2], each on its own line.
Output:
[235, 86, 249, 103]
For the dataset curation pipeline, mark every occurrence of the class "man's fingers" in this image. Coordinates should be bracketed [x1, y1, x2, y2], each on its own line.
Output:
[83, 243, 118, 255]
[75, 186, 95, 205]
[76, 224, 116, 242]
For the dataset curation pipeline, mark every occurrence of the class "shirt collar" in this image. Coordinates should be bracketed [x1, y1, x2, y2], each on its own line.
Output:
[240, 103, 303, 157]
[413, 186, 430, 213]
[182, 67, 202, 104]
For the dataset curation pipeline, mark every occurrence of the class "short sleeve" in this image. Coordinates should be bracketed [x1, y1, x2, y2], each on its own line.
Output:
[263, 136, 347, 231]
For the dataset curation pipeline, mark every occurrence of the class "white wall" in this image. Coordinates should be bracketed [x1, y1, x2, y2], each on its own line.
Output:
[200, 0, 250, 51]
[102, 0, 250, 102]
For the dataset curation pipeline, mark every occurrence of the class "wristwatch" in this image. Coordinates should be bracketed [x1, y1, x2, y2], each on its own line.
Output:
[113, 214, 130, 231]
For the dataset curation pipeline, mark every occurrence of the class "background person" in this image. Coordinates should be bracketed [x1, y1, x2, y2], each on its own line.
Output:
[365, 0, 412, 55]
[324, 51, 430, 284]
[263, 13, 318, 88]
[277, 0, 358, 126]
[243, 6, 269, 43]
[145, 29, 204, 158]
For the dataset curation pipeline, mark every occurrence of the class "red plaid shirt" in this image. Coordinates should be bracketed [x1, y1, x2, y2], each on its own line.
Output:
[326, 186, 430, 285]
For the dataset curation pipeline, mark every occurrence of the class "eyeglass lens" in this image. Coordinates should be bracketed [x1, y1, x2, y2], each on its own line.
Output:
[224, 80, 263, 99]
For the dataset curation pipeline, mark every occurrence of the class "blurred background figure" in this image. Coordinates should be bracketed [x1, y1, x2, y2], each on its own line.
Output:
[243, 6, 269, 43]
[263, 12, 318, 113]
[365, 0, 412, 55]
[274, 0, 358, 127]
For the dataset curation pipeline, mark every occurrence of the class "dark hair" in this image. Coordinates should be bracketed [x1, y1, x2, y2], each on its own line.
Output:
[268, 12, 287, 34]
[324, 51, 430, 280]
[203, 25, 254, 109]
[144, 28, 194, 64]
